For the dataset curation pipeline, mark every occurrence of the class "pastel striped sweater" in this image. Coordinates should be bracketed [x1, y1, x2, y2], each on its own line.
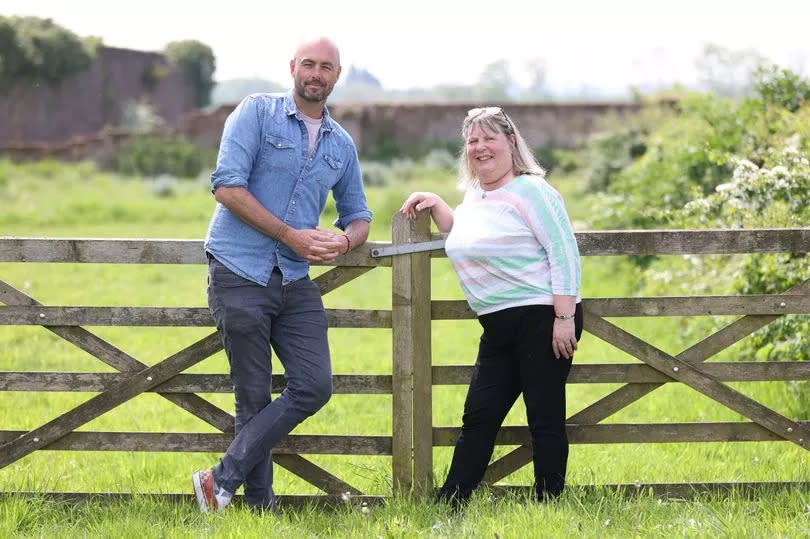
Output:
[444, 175, 581, 315]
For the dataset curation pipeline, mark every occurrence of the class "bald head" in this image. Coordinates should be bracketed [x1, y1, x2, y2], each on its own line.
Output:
[292, 37, 341, 68]
[290, 37, 342, 111]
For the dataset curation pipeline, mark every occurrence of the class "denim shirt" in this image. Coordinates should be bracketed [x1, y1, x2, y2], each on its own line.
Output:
[204, 92, 372, 285]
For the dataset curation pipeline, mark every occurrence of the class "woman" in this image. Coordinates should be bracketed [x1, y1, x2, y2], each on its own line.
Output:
[400, 107, 582, 505]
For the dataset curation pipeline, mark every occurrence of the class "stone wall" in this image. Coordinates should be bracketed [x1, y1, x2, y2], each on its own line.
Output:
[2, 97, 663, 164]
[182, 100, 652, 154]
[0, 46, 196, 146]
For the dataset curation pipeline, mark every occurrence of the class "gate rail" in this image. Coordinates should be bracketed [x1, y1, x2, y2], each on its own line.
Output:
[0, 224, 808, 503]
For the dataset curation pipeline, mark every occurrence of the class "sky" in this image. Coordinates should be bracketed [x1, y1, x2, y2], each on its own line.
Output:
[5, 0, 810, 94]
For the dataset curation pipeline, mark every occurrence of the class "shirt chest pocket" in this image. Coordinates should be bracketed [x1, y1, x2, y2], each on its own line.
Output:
[261, 133, 298, 174]
[314, 153, 343, 190]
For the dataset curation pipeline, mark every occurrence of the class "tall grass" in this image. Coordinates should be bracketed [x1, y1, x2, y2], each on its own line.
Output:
[1, 159, 808, 536]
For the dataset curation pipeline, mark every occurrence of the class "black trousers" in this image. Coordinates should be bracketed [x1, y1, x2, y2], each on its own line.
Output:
[436, 303, 584, 504]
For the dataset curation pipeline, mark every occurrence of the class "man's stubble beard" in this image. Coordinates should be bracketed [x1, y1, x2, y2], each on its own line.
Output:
[295, 80, 332, 103]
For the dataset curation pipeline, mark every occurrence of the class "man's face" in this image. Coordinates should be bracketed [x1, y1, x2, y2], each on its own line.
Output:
[290, 42, 341, 103]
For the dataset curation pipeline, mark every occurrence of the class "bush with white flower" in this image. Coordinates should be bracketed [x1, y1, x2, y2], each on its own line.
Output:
[585, 68, 810, 417]
[668, 148, 810, 416]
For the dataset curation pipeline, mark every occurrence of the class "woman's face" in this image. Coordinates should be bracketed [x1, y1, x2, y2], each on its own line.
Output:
[465, 123, 515, 188]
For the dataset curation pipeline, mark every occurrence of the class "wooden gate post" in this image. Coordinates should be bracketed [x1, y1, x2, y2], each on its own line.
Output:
[391, 211, 433, 496]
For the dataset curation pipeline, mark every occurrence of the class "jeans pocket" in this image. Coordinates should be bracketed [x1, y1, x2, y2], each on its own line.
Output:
[209, 261, 252, 288]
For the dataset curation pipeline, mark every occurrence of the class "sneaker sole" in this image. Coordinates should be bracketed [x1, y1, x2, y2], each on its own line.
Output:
[191, 472, 210, 512]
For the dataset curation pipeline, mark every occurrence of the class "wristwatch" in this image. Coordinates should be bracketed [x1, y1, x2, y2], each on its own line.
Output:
[555, 312, 575, 320]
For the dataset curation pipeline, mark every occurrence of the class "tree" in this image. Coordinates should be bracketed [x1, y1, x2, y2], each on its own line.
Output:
[210, 78, 285, 106]
[165, 40, 216, 108]
[475, 59, 515, 101]
[753, 65, 810, 112]
[521, 57, 549, 100]
[0, 16, 95, 87]
[696, 43, 767, 98]
[0, 18, 25, 84]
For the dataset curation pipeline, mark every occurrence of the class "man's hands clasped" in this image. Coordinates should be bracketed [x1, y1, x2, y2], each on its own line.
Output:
[282, 227, 349, 264]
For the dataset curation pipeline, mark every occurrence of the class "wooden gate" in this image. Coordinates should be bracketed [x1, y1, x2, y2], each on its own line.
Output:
[1, 221, 809, 503]
[389, 214, 810, 498]
[0, 237, 397, 505]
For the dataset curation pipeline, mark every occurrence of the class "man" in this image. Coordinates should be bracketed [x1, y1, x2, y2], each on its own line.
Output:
[192, 37, 371, 513]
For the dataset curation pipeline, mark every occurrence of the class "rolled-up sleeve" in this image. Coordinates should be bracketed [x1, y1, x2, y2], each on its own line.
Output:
[332, 145, 373, 229]
[210, 96, 263, 192]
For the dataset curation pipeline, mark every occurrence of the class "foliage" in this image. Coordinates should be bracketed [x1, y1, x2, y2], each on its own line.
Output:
[550, 147, 583, 174]
[753, 65, 810, 112]
[113, 136, 216, 178]
[583, 104, 674, 194]
[141, 60, 169, 91]
[360, 153, 455, 189]
[148, 174, 180, 198]
[2, 488, 808, 537]
[120, 99, 165, 133]
[673, 150, 810, 416]
[164, 40, 216, 107]
[583, 65, 810, 413]
[534, 142, 587, 175]
[585, 69, 810, 229]
[0, 16, 97, 88]
[361, 136, 460, 163]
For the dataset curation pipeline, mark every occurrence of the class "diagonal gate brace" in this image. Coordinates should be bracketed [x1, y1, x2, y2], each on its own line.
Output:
[583, 312, 810, 449]
[0, 280, 233, 433]
[0, 332, 222, 469]
[484, 279, 810, 483]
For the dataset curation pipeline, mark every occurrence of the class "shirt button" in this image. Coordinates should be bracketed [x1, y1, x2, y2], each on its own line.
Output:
[292, 201, 296, 205]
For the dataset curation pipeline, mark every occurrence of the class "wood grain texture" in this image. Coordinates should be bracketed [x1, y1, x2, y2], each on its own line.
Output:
[391, 212, 433, 495]
[0, 237, 392, 266]
[0, 372, 394, 394]
[413, 229, 810, 257]
[0, 280, 233, 432]
[432, 362, 810, 385]
[584, 312, 810, 449]
[274, 454, 364, 495]
[434, 421, 810, 446]
[0, 431, 392, 454]
[0, 332, 223, 469]
[0, 305, 392, 328]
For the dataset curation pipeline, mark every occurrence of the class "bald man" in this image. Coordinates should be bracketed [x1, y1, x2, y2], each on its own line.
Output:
[193, 37, 372, 513]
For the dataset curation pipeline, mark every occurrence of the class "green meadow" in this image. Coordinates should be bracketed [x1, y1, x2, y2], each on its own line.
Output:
[0, 159, 807, 537]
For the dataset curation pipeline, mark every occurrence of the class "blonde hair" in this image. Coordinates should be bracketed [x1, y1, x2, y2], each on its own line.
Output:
[457, 107, 545, 190]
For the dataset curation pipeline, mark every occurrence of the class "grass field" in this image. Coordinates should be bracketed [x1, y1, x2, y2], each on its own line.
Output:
[0, 160, 808, 537]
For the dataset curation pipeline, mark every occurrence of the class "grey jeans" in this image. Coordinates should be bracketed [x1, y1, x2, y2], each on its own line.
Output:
[207, 255, 332, 510]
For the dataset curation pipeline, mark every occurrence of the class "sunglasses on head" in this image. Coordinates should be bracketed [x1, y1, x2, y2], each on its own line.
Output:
[467, 106, 503, 116]
[466, 107, 514, 132]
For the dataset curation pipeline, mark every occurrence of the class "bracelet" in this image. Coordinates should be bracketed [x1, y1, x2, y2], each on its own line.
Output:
[555, 312, 575, 320]
[342, 234, 352, 254]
